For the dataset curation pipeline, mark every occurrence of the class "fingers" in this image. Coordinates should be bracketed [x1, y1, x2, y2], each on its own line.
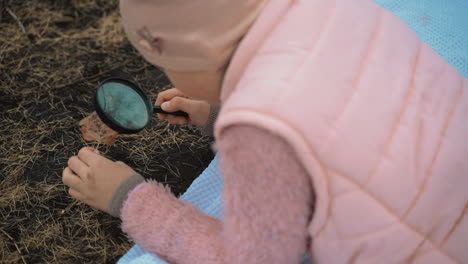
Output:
[157, 113, 168, 120]
[77, 147, 106, 167]
[160, 108, 190, 125]
[155, 88, 187, 120]
[88, 147, 100, 154]
[155, 88, 186, 106]
[160, 97, 188, 112]
[82, 147, 99, 154]
[169, 116, 190, 125]
[62, 167, 82, 191]
[160, 97, 191, 125]
[68, 156, 89, 178]
[68, 188, 86, 202]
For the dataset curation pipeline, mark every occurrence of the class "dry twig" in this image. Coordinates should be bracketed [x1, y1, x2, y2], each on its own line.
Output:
[6, 7, 26, 33]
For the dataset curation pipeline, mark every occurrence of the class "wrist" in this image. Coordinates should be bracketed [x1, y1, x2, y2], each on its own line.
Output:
[109, 173, 146, 218]
[200, 104, 221, 136]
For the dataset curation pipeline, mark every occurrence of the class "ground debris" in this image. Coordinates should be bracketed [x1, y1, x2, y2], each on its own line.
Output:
[0, 1, 213, 263]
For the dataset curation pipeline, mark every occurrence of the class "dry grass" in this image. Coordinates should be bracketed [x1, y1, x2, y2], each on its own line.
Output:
[0, 1, 213, 263]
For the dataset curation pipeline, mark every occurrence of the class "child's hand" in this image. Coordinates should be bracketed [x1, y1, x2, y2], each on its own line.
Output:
[156, 88, 211, 127]
[62, 147, 137, 213]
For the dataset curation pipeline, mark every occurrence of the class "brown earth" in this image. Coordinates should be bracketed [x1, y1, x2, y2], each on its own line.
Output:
[0, 1, 214, 263]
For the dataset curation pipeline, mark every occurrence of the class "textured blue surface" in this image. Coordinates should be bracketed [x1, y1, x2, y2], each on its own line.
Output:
[118, 1, 468, 262]
[98, 82, 150, 130]
[374, 0, 468, 76]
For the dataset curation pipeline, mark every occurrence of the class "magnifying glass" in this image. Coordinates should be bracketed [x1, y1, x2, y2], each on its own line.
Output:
[94, 78, 188, 134]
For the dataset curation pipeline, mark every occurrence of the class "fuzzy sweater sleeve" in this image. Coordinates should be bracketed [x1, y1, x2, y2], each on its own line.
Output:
[120, 126, 314, 263]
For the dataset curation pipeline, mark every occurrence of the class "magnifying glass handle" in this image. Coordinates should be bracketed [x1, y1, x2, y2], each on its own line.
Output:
[153, 106, 189, 118]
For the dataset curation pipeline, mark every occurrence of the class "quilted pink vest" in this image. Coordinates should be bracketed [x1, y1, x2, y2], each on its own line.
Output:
[215, 0, 468, 263]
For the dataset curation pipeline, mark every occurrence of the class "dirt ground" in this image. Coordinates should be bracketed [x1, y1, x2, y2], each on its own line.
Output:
[0, 1, 214, 263]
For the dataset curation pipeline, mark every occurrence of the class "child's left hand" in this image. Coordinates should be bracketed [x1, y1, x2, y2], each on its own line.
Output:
[62, 147, 137, 213]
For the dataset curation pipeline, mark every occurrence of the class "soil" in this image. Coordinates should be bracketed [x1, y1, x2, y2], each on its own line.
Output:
[0, 1, 214, 263]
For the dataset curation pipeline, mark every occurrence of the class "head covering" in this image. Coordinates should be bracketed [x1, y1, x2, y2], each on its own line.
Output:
[120, 0, 267, 72]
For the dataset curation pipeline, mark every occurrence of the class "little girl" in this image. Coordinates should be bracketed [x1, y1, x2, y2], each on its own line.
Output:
[63, 0, 468, 263]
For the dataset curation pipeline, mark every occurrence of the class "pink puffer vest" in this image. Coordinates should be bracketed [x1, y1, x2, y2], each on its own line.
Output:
[215, 0, 468, 263]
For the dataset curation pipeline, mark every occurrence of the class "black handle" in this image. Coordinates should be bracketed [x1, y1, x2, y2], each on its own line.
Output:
[153, 106, 189, 118]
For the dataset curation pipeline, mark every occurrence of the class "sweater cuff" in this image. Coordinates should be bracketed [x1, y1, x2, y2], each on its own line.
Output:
[200, 105, 221, 137]
[109, 173, 146, 218]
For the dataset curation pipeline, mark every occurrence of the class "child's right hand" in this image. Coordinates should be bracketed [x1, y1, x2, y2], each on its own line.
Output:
[155, 88, 211, 127]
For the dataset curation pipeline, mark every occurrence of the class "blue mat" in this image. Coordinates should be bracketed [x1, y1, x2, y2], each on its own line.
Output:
[118, 1, 468, 263]
[374, 0, 468, 77]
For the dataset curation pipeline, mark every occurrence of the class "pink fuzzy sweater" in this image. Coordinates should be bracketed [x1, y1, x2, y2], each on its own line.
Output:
[119, 0, 468, 262]
[121, 126, 314, 263]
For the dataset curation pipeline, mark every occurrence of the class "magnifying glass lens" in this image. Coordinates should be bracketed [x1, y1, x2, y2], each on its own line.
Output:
[96, 81, 150, 131]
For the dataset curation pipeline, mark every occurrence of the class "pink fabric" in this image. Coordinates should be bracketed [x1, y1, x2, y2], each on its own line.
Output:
[216, 0, 468, 263]
[121, 126, 313, 263]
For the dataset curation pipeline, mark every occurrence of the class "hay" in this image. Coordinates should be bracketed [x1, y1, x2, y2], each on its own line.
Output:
[0, 1, 214, 263]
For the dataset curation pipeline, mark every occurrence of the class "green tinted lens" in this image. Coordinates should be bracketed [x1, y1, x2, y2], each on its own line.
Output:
[97, 82, 150, 130]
